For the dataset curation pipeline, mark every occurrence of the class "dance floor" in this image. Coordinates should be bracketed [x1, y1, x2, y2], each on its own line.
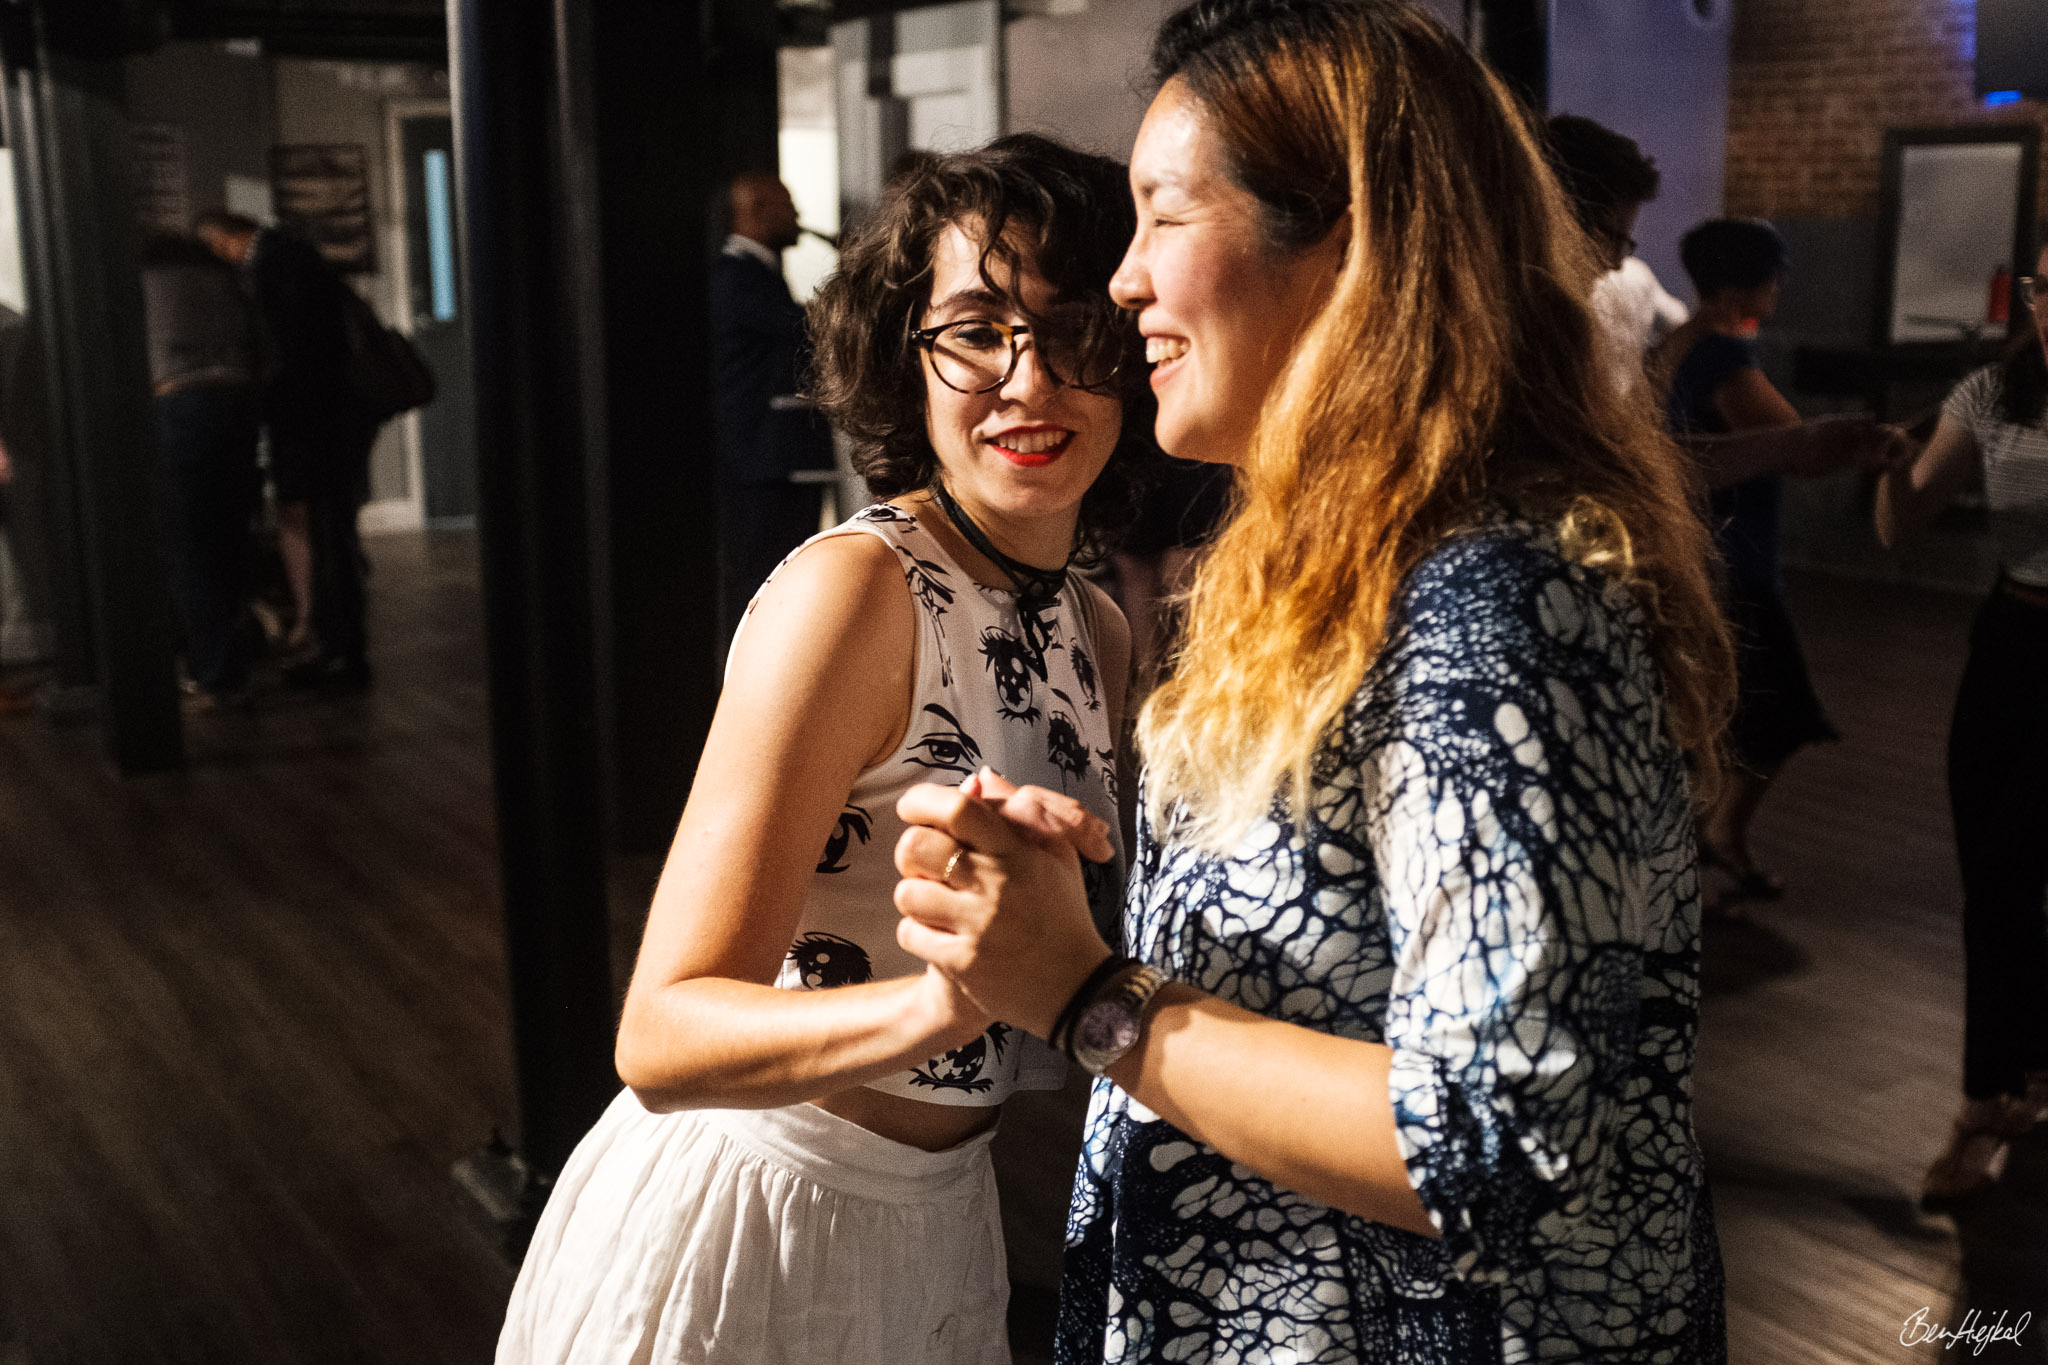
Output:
[0, 529, 2039, 1363]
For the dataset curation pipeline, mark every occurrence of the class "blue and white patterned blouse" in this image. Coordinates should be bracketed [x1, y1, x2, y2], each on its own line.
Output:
[1057, 524, 1726, 1365]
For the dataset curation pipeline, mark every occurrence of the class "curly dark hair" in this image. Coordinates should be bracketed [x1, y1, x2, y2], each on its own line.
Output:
[1679, 217, 1790, 297]
[1999, 320, 2048, 425]
[1543, 114, 1660, 232]
[808, 132, 1159, 556]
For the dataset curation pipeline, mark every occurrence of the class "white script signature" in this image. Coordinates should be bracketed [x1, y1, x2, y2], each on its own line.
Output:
[1901, 1307, 2033, 1355]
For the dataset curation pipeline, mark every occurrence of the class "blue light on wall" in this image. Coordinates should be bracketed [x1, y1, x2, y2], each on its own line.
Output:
[1984, 89, 2025, 106]
[424, 148, 457, 323]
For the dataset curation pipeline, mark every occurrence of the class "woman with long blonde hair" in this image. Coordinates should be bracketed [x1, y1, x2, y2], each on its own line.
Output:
[887, 1, 1734, 1360]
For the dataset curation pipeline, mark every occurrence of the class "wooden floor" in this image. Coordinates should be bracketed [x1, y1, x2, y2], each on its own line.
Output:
[0, 531, 2040, 1363]
[1694, 572, 2047, 1364]
[0, 532, 515, 1365]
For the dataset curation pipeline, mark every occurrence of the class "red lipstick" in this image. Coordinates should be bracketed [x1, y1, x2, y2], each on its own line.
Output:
[988, 427, 1073, 467]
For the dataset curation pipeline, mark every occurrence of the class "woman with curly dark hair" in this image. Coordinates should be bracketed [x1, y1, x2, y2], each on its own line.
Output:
[495, 132, 1150, 1365]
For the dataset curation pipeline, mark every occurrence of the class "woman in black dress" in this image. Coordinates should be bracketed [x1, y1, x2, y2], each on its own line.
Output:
[1659, 218, 1834, 909]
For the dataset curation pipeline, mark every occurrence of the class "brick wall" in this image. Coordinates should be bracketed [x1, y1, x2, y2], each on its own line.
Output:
[1725, 0, 2048, 219]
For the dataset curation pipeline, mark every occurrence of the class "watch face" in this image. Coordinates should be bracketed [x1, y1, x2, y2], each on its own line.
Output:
[1076, 999, 1140, 1057]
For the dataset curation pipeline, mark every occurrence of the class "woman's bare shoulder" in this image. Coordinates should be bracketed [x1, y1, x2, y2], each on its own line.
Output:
[721, 527, 920, 771]
[740, 529, 910, 641]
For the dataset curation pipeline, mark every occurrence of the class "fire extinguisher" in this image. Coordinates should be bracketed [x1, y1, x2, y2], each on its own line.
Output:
[1989, 263, 2013, 326]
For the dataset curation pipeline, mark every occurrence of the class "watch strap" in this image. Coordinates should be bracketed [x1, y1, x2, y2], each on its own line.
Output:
[1072, 963, 1169, 1076]
[1048, 952, 1132, 1055]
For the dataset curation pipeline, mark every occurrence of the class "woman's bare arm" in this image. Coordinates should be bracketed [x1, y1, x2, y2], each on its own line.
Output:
[1685, 417, 1908, 489]
[1106, 988, 1437, 1235]
[985, 597, 1410, 1222]
[1712, 366, 1802, 434]
[1688, 368, 1918, 489]
[1875, 412, 1982, 548]
[614, 533, 988, 1112]
[892, 788, 1436, 1235]
[900, 571, 1655, 1248]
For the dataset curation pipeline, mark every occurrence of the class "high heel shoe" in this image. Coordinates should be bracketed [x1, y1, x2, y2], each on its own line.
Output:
[1921, 1096, 2034, 1206]
[2023, 1071, 2048, 1129]
[1699, 842, 1785, 908]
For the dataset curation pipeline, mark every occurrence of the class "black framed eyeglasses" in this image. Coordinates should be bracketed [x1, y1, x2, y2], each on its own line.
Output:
[909, 316, 1126, 395]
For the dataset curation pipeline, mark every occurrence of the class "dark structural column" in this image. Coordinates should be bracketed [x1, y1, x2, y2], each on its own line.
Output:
[446, 0, 615, 1250]
[1474, 0, 1548, 109]
[0, 11, 93, 700]
[707, 0, 780, 185]
[0, 3, 181, 771]
[447, 0, 727, 1254]
[588, 0, 726, 859]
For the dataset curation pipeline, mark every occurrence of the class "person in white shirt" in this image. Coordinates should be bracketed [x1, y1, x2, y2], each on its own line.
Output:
[1545, 114, 1679, 396]
[1594, 254, 1690, 389]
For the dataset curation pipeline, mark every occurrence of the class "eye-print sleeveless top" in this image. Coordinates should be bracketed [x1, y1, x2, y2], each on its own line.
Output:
[741, 501, 1126, 1107]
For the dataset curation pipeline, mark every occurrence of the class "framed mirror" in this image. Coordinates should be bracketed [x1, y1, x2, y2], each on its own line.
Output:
[1875, 125, 2040, 347]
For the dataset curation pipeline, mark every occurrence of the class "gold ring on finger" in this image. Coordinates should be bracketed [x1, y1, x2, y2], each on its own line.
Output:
[941, 847, 965, 885]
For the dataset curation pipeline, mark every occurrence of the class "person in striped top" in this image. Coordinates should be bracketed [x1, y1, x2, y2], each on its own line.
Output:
[1877, 242, 2048, 1204]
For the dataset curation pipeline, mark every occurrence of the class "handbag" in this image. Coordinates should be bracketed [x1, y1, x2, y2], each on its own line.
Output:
[338, 285, 437, 421]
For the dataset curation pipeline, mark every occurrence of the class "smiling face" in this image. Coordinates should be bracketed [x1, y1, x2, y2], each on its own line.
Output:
[1111, 79, 1347, 466]
[920, 221, 1122, 529]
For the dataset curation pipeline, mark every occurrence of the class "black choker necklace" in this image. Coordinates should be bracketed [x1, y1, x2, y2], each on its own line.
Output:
[929, 481, 1070, 612]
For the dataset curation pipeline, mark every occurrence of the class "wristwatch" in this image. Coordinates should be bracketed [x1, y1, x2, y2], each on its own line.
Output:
[1069, 963, 1168, 1076]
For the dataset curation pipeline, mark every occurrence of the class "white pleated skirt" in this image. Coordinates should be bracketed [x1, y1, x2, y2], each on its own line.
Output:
[496, 1089, 1012, 1365]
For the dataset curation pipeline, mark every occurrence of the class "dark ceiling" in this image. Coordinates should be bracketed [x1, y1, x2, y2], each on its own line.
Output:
[54, 0, 931, 65]
[167, 0, 447, 61]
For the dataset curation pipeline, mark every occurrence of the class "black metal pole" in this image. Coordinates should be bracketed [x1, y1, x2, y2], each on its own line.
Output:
[447, 0, 732, 1254]
[709, 0, 779, 184]
[0, 9, 94, 703]
[446, 0, 616, 1251]
[1476, 0, 1548, 110]
[9, 5, 180, 770]
[588, 0, 724, 856]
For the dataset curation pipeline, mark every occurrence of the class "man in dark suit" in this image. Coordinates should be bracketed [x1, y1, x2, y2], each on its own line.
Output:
[711, 173, 836, 637]
[198, 211, 379, 691]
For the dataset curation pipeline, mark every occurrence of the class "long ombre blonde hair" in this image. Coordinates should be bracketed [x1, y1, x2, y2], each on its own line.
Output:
[1137, 0, 1733, 849]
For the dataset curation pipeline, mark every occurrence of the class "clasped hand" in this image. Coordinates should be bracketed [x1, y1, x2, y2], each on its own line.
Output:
[1787, 416, 1915, 479]
[894, 769, 1116, 1040]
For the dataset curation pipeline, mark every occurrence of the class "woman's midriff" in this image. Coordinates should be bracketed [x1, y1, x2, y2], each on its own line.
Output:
[814, 1084, 1000, 1151]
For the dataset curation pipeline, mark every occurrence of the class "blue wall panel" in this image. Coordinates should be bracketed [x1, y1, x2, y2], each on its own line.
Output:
[1548, 0, 1733, 300]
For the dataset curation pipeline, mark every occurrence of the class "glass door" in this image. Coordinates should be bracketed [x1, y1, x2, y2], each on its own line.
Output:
[397, 110, 477, 524]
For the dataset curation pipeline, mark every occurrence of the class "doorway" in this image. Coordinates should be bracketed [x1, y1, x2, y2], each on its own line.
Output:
[386, 102, 477, 527]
